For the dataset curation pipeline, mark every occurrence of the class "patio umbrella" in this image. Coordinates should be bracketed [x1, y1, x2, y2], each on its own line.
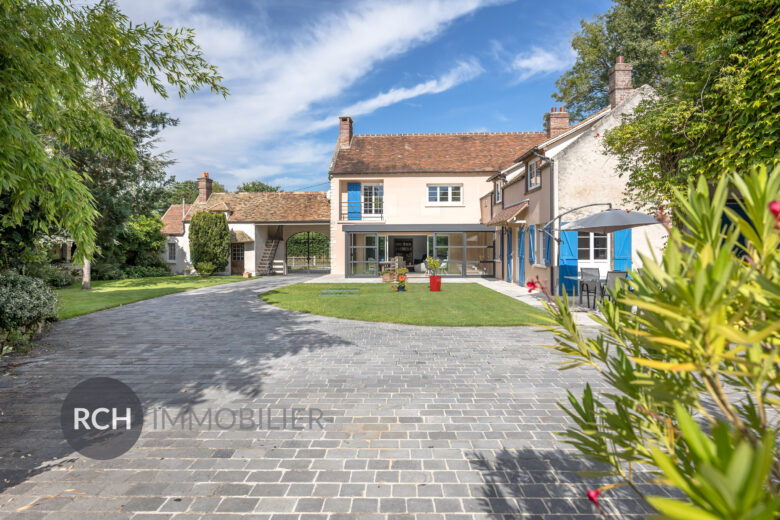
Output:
[561, 209, 659, 233]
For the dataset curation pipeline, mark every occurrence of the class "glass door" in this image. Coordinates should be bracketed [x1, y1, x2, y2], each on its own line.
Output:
[362, 184, 383, 220]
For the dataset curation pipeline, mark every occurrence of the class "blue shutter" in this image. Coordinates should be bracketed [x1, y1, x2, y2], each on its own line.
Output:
[559, 224, 578, 296]
[613, 229, 632, 271]
[347, 183, 361, 221]
[528, 225, 536, 265]
[517, 227, 526, 284]
[507, 229, 513, 282]
[544, 224, 552, 266]
[499, 229, 504, 279]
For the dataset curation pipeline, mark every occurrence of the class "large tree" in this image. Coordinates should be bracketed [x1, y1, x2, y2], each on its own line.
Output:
[0, 0, 227, 267]
[161, 179, 226, 211]
[603, 0, 780, 210]
[553, 0, 663, 120]
[236, 180, 282, 193]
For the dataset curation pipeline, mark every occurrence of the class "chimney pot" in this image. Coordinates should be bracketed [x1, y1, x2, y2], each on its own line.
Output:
[609, 57, 634, 108]
[547, 106, 570, 139]
[616, 55, 624, 64]
[197, 172, 213, 203]
[338, 116, 353, 149]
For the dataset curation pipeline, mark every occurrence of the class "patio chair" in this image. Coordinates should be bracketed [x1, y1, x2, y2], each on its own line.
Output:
[601, 271, 628, 302]
[580, 268, 600, 308]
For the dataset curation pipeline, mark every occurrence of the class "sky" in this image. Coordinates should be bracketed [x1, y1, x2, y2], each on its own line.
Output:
[121, 0, 612, 191]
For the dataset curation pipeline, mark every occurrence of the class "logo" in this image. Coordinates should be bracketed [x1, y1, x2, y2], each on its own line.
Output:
[60, 377, 143, 460]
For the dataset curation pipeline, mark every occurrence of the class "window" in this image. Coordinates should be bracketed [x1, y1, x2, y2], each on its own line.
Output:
[494, 181, 503, 203]
[167, 242, 176, 262]
[231, 243, 244, 261]
[428, 185, 463, 205]
[578, 232, 609, 261]
[527, 161, 541, 190]
[535, 227, 546, 266]
[362, 184, 383, 217]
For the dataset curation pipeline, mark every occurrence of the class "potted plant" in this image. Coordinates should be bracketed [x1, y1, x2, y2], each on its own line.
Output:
[426, 257, 442, 292]
[392, 267, 408, 292]
[381, 269, 395, 282]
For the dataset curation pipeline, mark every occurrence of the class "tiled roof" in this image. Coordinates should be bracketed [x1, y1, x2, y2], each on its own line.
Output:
[330, 132, 547, 174]
[486, 201, 529, 226]
[182, 191, 330, 223]
[161, 204, 191, 235]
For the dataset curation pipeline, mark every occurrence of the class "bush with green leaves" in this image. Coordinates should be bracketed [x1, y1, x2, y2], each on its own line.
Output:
[29, 263, 75, 287]
[188, 211, 229, 273]
[543, 164, 779, 517]
[122, 214, 166, 267]
[0, 270, 58, 355]
[122, 265, 169, 278]
[194, 261, 215, 278]
[92, 262, 125, 281]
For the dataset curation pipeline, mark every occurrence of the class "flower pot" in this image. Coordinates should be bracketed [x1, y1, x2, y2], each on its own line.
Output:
[381, 272, 394, 282]
[397, 285, 405, 292]
[429, 275, 442, 292]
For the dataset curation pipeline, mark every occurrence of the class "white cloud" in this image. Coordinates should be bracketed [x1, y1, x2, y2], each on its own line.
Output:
[307, 59, 483, 133]
[509, 45, 575, 82]
[118, 0, 497, 187]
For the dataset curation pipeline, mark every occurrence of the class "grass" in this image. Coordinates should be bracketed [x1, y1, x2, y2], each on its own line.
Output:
[56, 275, 252, 319]
[260, 283, 548, 327]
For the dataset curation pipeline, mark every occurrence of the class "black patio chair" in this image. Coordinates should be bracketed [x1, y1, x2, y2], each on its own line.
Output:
[580, 268, 600, 308]
[601, 270, 628, 302]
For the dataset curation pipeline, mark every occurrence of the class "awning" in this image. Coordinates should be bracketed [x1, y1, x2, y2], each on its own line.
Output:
[230, 230, 254, 243]
[487, 201, 528, 226]
[561, 209, 659, 233]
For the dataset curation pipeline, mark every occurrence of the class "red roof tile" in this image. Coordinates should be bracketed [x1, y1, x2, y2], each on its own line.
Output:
[330, 132, 547, 174]
[182, 191, 330, 223]
[161, 204, 191, 235]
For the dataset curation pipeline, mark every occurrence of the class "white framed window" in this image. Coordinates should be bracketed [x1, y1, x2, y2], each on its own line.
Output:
[535, 227, 546, 266]
[167, 242, 176, 262]
[527, 161, 541, 190]
[578, 232, 609, 261]
[362, 183, 383, 218]
[428, 184, 463, 205]
[494, 181, 503, 204]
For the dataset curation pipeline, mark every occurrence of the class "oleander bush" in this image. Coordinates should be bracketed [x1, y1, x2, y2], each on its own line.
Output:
[543, 164, 779, 518]
[0, 271, 58, 355]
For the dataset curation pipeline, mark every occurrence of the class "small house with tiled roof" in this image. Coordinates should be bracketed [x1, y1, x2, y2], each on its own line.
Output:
[160, 173, 330, 276]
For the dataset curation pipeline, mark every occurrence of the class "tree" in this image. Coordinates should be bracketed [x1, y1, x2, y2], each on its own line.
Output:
[603, 0, 780, 210]
[122, 214, 165, 267]
[236, 180, 282, 193]
[553, 0, 663, 121]
[0, 0, 227, 268]
[540, 165, 780, 517]
[161, 179, 226, 210]
[188, 211, 230, 275]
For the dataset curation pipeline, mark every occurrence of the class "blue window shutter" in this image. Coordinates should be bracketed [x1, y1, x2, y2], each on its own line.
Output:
[347, 183, 361, 220]
[528, 225, 536, 265]
[544, 224, 552, 266]
[559, 224, 578, 296]
[507, 229, 513, 282]
[613, 229, 632, 271]
[517, 227, 525, 284]
[499, 229, 504, 278]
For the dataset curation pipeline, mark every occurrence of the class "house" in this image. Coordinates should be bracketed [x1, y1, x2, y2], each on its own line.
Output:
[327, 117, 546, 277]
[160, 172, 330, 275]
[485, 57, 666, 294]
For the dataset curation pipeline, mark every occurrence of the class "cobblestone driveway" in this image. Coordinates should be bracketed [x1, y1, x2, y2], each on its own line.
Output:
[0, 276, 656, 519]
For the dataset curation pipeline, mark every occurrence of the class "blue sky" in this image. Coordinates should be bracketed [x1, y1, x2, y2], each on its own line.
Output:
[122, 0, 611, 191]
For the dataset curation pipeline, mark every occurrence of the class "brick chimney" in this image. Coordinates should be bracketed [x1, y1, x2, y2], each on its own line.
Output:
[197, 172, 213, 203]
[547, 106, 570, 138]
[609, 56, 634, 108]
[338, 116, 353, 149]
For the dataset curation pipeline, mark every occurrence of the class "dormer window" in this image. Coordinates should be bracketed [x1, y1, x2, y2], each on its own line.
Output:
[494, 181, 503, 204]
[527, 162, 541, 190]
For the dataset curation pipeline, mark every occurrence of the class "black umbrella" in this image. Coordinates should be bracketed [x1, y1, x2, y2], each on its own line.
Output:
[561, 209, 658, 233]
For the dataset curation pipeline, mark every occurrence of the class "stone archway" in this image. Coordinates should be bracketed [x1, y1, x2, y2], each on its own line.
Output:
[285, 231, 330, 273]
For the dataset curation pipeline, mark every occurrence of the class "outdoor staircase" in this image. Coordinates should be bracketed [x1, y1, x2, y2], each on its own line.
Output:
[257, 239, 280, 275]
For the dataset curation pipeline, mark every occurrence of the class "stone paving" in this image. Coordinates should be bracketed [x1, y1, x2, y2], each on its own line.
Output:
[0, 275, 662, 519]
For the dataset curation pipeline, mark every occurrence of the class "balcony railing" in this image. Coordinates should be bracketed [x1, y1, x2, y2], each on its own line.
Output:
[340, 201, 384, 221]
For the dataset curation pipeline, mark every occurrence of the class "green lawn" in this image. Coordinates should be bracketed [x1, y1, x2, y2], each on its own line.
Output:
[57, 275, 252, 319]
[260, 283, 548, 326]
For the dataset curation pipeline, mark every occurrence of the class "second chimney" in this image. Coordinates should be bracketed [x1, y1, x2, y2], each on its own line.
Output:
[547, 106, 570, 138]
[609, 56, 634, 108]
[338, 116, 353, 149]
[197, 172, 213, 203]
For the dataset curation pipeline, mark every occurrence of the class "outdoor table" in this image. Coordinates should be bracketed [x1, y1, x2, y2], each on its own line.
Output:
[563, 275, 606, 306]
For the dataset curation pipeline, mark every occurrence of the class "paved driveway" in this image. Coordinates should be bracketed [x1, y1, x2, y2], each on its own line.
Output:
[0, 276, 654, 519]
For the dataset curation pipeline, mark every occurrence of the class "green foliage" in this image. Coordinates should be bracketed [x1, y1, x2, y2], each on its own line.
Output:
[188, 211, 230, 272]
[0, 0, 226, 262]
[425, 257, 442, 275]
[553, 0, 663, 120]
[604, 0, 780, 210]
[161, 179, 226, 209]
[543, 165, 780, 515]
[236, 180, 281, 193]
[286, 232, 329, 257]
[92, 262, 125, 281]
[0, 270, 58, 355]
[121, 265, 169, 279]
[29, 263, 75, 287]
[122, 214, 166, 267]
[194, 261, 216, 278]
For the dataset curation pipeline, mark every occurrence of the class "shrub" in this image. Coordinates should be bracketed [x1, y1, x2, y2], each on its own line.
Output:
[189, 211, 229, 272]
[0, 271, 58, 355]
[30, 263, 75, 287]
[122, 214, 166, 267]
[194, 261, 215, 277]
[542, 165, 780, 517]
[122, 265, 169, 278]
[92, 262, 125, 280]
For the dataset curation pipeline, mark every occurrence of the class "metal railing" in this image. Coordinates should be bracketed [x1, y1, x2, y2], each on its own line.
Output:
[339, 201, 384, 221]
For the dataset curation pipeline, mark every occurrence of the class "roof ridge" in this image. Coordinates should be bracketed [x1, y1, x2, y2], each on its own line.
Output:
[354, 131, 545, 137]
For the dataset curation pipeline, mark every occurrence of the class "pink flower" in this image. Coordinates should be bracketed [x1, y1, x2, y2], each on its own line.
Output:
[769, 201, 780, 220]
[526, 281, 538, 293]
[587, 488, 602, 507]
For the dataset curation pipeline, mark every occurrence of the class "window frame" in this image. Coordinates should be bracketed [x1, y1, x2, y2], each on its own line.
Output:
[534, 226, 547, 267]
[494, 181, 503, 204]
[167, 242, 176, 262]
[427, 184, 464, 206]
[527, 161, 541, 191]
[361, 183, 384, 218]
[577, 232, 610, 262]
